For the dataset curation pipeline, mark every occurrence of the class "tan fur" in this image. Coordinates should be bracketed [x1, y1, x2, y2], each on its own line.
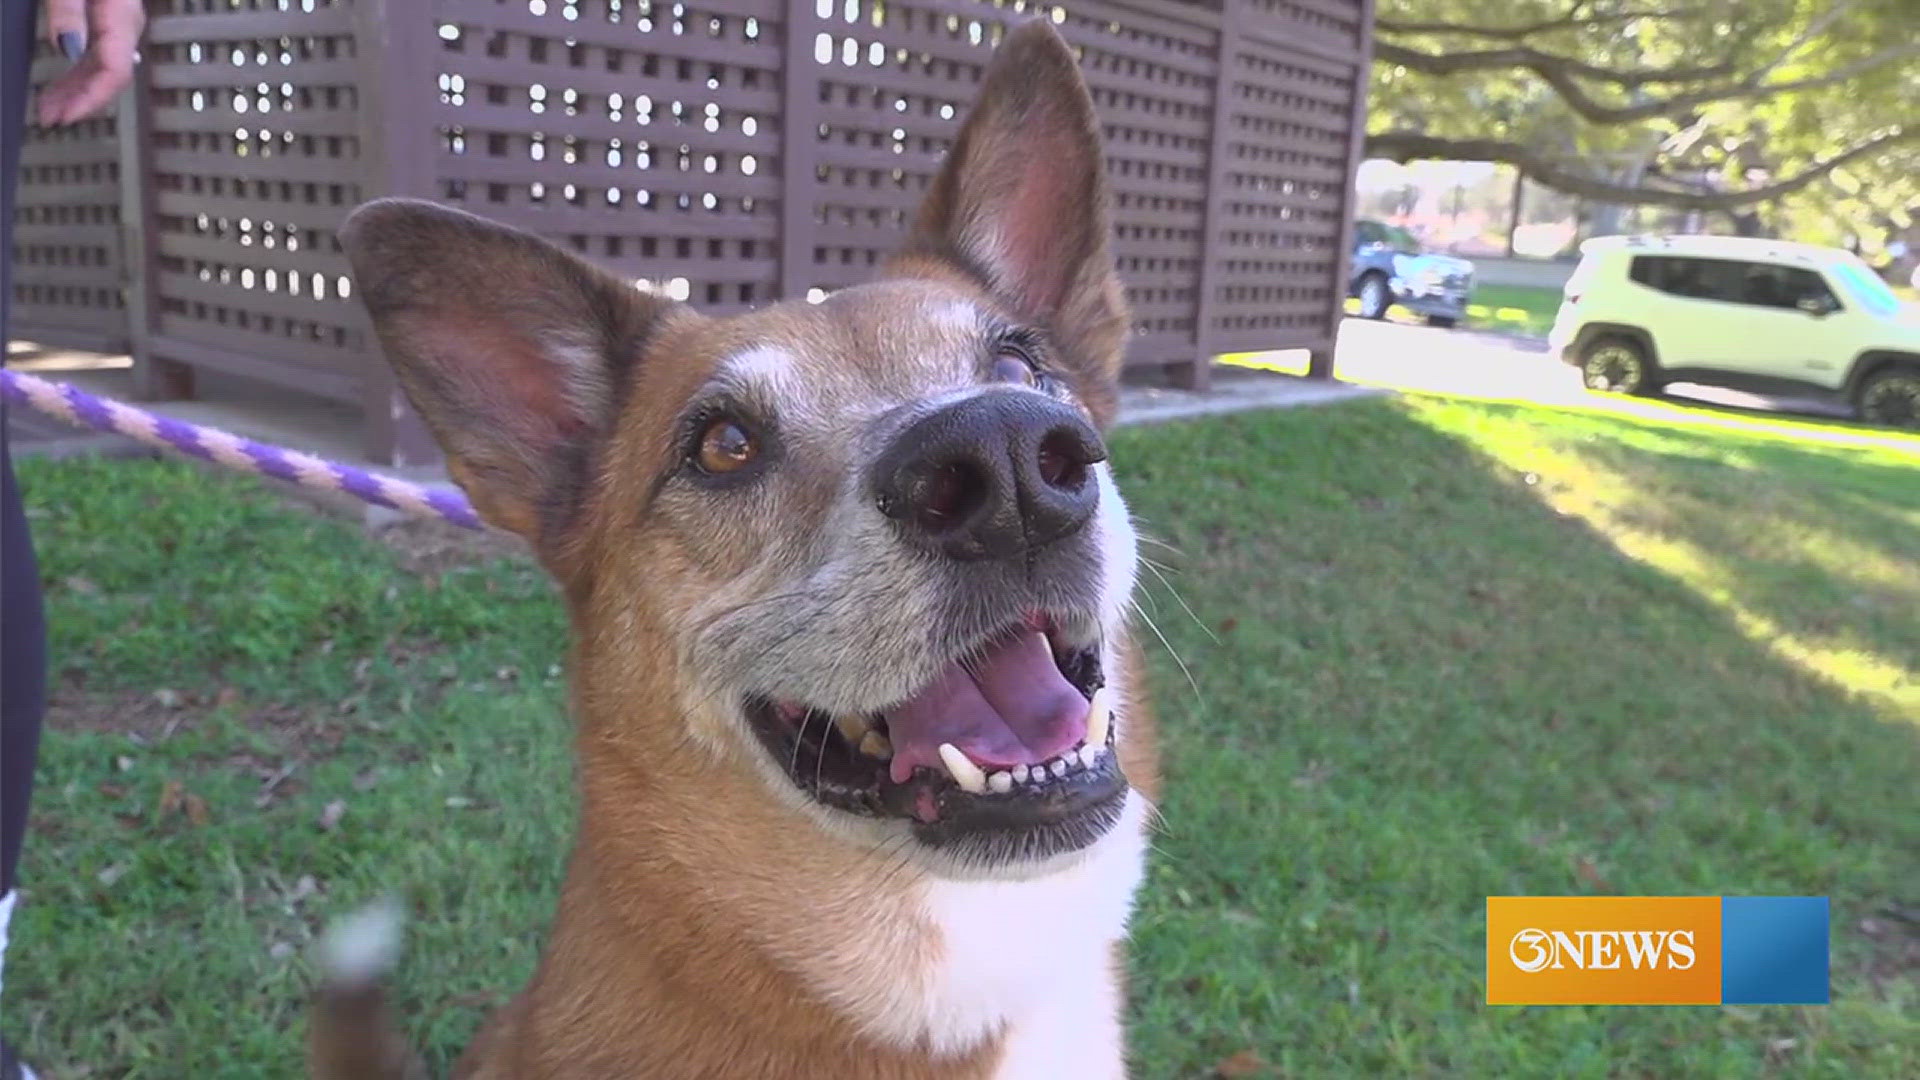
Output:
[315, 20, 1156, 1079]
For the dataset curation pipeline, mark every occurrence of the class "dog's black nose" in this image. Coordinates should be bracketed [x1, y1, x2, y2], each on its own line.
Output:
[872, 391, 1106, 562]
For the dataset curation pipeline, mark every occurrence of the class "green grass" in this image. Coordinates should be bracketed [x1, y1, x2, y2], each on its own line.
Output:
[9, 397, 1917, 1077]
[1342, 283, 1563, 337]
[1463, 283, 1563, 336]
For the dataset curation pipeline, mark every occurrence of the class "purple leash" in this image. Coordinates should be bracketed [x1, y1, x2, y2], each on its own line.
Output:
[1, 368, 483, 531]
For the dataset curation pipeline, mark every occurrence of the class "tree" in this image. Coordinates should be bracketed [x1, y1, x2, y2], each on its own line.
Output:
[1366, 0, 1920, 246]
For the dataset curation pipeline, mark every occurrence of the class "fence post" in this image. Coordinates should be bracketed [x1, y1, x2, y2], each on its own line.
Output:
[777, 0, 823, 301]
[1312, 0, 1375, 381]
[119, 71, 186, 401]
[353, 0, 440, 466]
[1186, 1, 1244, 393]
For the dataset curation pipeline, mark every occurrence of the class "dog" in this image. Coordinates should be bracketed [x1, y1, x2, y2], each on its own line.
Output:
[314, 19, 1158, 1079]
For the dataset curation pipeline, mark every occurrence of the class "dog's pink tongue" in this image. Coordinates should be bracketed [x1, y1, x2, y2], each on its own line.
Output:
[886, 631, 1087, 783]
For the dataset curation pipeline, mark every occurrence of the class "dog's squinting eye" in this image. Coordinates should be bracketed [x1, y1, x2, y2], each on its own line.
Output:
[991, 349, 1037, 387]
[695, 418, 758, 474]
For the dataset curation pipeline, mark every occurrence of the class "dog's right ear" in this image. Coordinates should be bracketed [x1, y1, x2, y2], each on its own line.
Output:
[894, 19, 1128, 427]
[340, 199, 681, 541]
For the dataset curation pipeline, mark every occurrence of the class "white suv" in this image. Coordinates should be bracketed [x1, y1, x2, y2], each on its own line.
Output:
[1548, 235, 1920, 428]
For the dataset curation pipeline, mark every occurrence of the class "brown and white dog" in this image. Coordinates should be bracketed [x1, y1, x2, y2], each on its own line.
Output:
[313, 19, 1158, 1079]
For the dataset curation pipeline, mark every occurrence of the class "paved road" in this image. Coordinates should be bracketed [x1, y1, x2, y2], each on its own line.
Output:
[1329, 317, 1855, 421]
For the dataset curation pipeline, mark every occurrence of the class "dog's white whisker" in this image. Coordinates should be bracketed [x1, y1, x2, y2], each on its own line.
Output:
[1132, 601, 1201, 706]
[1138, 558, 1218, 645]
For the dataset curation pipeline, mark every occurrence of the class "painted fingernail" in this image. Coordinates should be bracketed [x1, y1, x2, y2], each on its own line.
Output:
[58, 32, 85, 61]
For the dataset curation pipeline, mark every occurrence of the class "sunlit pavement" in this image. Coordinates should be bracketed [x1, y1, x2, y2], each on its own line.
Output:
[1326, 318, 1857, 423]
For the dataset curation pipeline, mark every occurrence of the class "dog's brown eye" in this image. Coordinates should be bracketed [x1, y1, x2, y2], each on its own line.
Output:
[696, 418, 757, 474]
[991, 351, 1036, 386]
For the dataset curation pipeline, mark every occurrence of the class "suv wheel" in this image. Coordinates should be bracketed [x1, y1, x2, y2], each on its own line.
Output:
[1855, 363, 1920, 429]
[1356, 274, 1392, 320]
[1580, 336, 1655, 396]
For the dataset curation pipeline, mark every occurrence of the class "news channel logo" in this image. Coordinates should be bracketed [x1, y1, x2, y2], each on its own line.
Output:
[1487, 896, 1828, 1006]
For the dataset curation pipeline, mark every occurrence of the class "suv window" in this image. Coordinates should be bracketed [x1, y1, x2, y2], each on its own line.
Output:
[1628, 256, 1739, 301]
[1829, 262, 1899, 317]
[1628, 255, 1840, 311]
[1738, 264, 1837, 311]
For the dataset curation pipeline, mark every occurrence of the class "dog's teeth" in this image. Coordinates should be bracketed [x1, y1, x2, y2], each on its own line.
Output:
[937, 743, 987, 794]
[987, 771, 1013, 794]
[1083, 742, 1106, 765]
[1084, 686, 1112, 749]
[1049, 758, 1070, 779]
[858, 730, 892, 760]
[1011, 764, 1029, 783]
[833, 714, 871, 743]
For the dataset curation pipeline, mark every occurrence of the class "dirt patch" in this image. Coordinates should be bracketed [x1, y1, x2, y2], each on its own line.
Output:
[372, 515, 532, 577]
[1858, 906, 1920, 1000]
[42, 683, 411, 811]
[48, 684, 324, 751]
[174, 454, 530, 577]
[46, 686, 191, 742]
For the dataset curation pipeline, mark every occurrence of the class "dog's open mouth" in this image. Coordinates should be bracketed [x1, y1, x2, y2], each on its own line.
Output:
[745, 614, 1127, 855]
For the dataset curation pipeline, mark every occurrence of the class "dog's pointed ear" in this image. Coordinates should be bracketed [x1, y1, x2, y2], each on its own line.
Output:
[895, 20, 1129, 426]
[340, 199, 682, 541]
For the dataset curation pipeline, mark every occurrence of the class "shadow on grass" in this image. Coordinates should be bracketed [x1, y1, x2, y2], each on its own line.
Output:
[1421, 398, 1920, 723]
[1114, 398, 1916, 1076]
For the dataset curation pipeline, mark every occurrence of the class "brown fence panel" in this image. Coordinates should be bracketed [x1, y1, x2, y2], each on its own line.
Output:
[782, 0, 1221, 383]
[1203, 0, 1369, 373]
[10, 43, 130, 353]
[10, 0, 1372, 463]
[1066, 0, 1220, 380]
[430, 0, 790, 313]
[137, 0, 375, 404]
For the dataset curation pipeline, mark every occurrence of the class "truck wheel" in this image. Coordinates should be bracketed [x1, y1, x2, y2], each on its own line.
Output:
[1356, 274, 1391, 320]
[1580, 336, 1655, 396]
[1855, 363, 1920, 429]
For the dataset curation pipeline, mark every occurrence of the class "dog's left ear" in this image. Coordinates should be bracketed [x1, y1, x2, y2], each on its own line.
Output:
[340, 198, 683, 544]
[894, 19, 1129, 427]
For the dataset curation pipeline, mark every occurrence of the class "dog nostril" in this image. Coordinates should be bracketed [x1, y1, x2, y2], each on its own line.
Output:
[912, 461, 985, 531]
[1036, 430, 1090, 491]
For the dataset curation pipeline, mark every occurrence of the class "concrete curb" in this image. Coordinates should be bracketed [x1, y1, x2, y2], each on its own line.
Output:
[10, 347, 1385, 534]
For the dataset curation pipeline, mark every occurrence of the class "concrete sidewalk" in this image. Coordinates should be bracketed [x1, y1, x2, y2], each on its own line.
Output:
[7, 339, 1381, 524]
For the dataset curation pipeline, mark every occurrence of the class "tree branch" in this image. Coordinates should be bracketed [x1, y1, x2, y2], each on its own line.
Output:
[1374, 40, 1920, 126]
[1375, 8, 1702, 42]
[1373, 41, 1737, 94]
[1364, 128, 1919, 210]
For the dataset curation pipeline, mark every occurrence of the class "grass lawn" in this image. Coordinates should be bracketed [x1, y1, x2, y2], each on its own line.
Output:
[1342, 283, 1563, 338]
[8, 396, 1917, 1077]
[1462, 283, 1563, 337]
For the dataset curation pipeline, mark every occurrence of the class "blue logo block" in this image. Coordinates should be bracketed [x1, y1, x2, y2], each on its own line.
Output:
[1720, 896, 1829, 1005]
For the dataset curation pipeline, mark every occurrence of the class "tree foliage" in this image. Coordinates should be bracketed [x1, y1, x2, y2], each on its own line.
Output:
[1366, 0, 1920, 245]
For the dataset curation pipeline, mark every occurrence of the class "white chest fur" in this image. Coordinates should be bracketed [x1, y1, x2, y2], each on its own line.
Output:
[843, 792, 1148, 1076]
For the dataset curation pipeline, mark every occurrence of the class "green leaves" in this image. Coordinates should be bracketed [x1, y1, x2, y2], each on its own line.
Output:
[1369, 0, 1919, 241]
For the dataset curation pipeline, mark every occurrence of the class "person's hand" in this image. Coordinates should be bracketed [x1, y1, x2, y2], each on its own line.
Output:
[36, 0, 146, 126]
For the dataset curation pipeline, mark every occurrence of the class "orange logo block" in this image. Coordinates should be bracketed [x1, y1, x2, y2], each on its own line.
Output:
[1487, 896, 1723, 1005]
